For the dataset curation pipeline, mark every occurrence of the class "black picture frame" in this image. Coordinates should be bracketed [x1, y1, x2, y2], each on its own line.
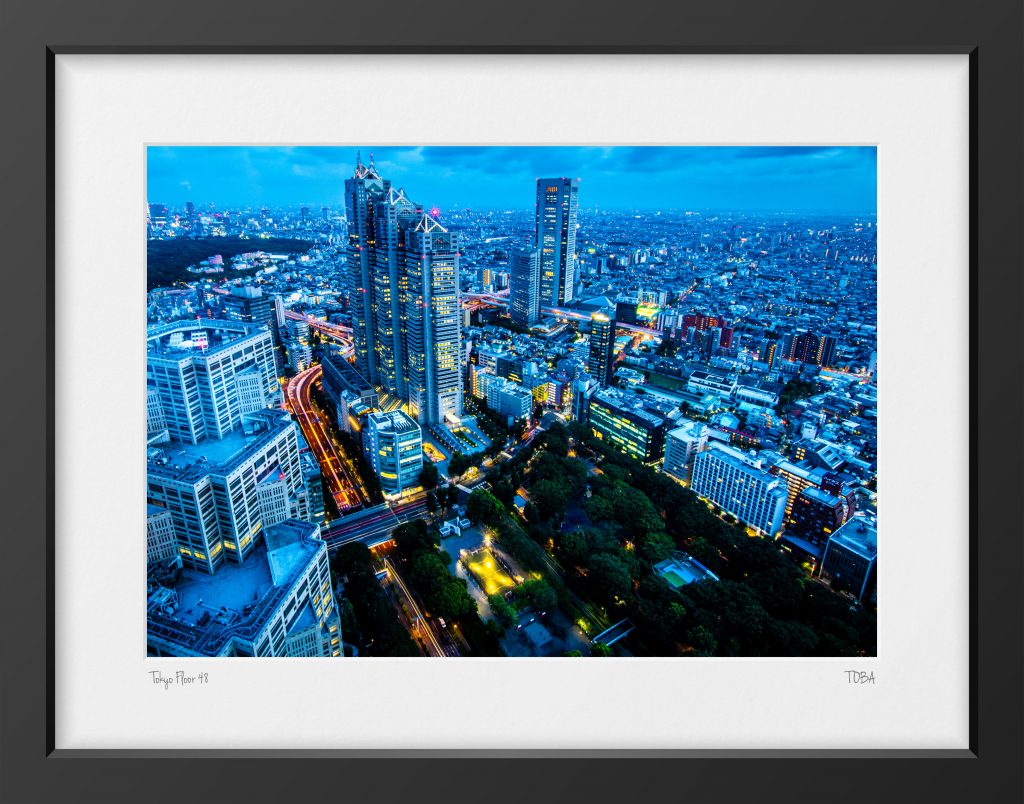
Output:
[2, 0, 1021, 801]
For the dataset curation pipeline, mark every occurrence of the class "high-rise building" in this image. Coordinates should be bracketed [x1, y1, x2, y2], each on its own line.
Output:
[781, 486, 849, 565]
[146, 410, 310, 574]
[404, 215, 462, 426]
[373, 186, 419, 397]
[535, 177, 579, 306]
[509, 245, 541, 326]
[343, 154, 462, 426]
[345, 153, 388, 382]
[147, 519, 342, 657]
[780, 330, 837, 366]
[588, 310, 617, 385]
[691, 444, 789, 537]
[362, 410, 423, 497]
[146, 505, 180, 573]
[147, 319, 281, 444]
[222, 286, 275, 335]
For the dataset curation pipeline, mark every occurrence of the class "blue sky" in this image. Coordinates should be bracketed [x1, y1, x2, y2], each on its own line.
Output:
[147, 146, 876, 213]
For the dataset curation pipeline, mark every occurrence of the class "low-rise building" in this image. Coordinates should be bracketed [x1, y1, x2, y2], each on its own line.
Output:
[691, 443, 789, 537]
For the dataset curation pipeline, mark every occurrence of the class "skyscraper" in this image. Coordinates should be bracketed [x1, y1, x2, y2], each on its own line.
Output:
[509, 245, 541, 327]
[373, 186, 419, 398]
[535, 177, 579, 306]
[588, 310, 616, 385]
[342, 154, 463, 426]
[404, 214, 463, 426]
[344, 153, 387, 382]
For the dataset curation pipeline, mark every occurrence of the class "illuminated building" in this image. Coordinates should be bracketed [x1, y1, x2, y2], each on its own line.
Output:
[779, 330, 838, 367]
[146, 410, 309, 575]
[146, 505, 180, 573]
[404, 214, 463, 425]
[766, 457, 828, 517]
[819, 516, 877, 603]
[362, 410, 423, 496]
[691, 444, 789, 537]
[663, 420, 709, 483]
[147, 319, 281, 444]
[509, 245, 541, 326]
[147, 519, 343, 658]
[588, 387, 674, 463]
[373, 186, 419, 397]
[485, 376, 533, 423]
[344, 152, 387, 382]
[221, 286, 276, 344]
[343, 154, 462, 426]
[535, 177, 579, 306]
[587, 310, 616, 386]
[780, 486, 849, 566]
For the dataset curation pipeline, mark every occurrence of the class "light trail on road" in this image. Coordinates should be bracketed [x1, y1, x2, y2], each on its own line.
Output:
[285, 365, 364, 513]
[382, 558, 450, 657]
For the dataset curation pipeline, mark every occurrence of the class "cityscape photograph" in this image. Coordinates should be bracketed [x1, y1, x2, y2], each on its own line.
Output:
[145, 146, 877, 659]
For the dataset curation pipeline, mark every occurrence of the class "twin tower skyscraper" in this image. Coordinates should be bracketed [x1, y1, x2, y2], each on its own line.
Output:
[344, 153, 462, 427]
[509, 177, 580, 327]
[344, 152, 578, 426]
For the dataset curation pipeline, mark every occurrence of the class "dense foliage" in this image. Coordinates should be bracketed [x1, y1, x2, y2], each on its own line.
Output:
[332, 543, 418, 657]
[391, 520, 502, 656]
[147, 236, 314, 289]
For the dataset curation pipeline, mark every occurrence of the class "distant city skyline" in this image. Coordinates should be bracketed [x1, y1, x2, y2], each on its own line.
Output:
[147, 146, 877, 214]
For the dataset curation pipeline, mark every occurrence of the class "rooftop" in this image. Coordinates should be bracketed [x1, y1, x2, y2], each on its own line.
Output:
[147, 519, 324, 656]
[147, 318, 264, 359]
[147, 410, 293, 482]
[828, 516, 878, 560]
[654, 552, 720, 589]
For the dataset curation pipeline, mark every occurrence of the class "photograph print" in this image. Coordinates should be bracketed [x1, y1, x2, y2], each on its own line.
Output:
[145, 145, 878, 659]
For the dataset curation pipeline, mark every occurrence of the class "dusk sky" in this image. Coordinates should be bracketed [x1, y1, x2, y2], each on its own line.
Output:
[147, 146, 877, 213]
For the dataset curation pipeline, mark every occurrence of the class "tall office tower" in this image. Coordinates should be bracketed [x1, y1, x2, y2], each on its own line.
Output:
[588, 310, 616, 385]
[147, 320, 281, 444]
[362, 410, 424, 497]
[404, 214, 463, 425]
[373, 186, 420, 397]
[509, 245, 541, 326]
[344, 152, 388, 382]
[535, 177, 579, 306]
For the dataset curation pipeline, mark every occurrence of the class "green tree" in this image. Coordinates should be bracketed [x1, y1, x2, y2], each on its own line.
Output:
[467, 488, 504, 525]
[556, 530, 590, 567]
[590, 642, 614, 657]
[418, 462, 439, 490]
[587, 553, 633, 605]
[513, 579, 558, 613]
[488, 593, 518, 629]
[637, 531, 675, 564]
[686, 625, 717, 656]
[447, 451, 470, 477]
